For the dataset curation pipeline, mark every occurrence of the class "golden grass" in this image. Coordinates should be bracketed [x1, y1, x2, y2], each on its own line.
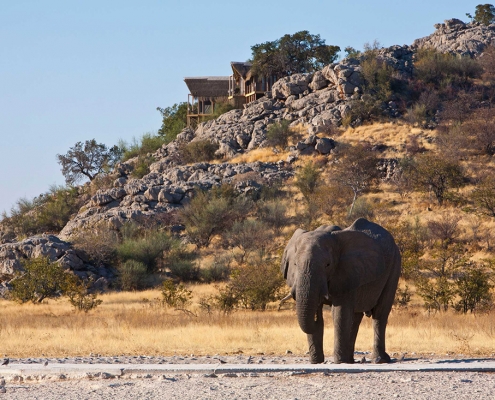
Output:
[1, 289, 494, 358]
[228, 148, 289, 164]
[340, 122, 435, 158]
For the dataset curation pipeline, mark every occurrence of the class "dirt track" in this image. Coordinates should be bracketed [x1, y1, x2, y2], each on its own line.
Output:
[1, 356, 494, 399]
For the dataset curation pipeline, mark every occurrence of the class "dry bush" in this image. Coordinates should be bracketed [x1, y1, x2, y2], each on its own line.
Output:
[229, 148, 288, 164]
[71, 224, 120, 266]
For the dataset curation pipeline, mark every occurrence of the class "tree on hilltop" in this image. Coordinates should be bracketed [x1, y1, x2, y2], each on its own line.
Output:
[472, 4, 495, 25]
[57, 139, 122, 185]
[250, 31, 340, 78]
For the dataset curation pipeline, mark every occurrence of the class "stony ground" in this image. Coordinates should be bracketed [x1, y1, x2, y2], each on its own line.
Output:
[1, 355, 495, 399]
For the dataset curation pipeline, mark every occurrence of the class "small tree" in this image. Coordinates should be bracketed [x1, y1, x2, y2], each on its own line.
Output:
[294, 161, 322, 203]
[471, 174, 495, 217]
[161, 279, 192, 309]
[156, 102, 188, 143]
[10, 257, 70, 303]
[265, 120, 297, 150]
[332, 144, 380, 216]
[57, 139, 122, 185]
[178, 139, 219, 163]
[217, 260, 284, 311]
[474, 4, 495, 25]
[405, 153, 464, 206]
[179, 189, 251, 248]
[250, 30, 340, 78]
[64, 277, 103, 312]
[454, 264, 493, 313]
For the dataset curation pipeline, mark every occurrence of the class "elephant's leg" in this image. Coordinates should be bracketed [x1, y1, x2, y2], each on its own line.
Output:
[307, 304, 324, 364]
[349, 312, 364, 356]
[371, 317, 391, 363]
[332, 302, 355, 364]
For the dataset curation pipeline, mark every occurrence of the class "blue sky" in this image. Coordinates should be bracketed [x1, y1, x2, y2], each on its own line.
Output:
[0, 0, 481, 214]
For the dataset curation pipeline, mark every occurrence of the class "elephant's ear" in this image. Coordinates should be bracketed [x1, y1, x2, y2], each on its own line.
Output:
[281, 228, 306, 287]
[329, 230, 386, 295]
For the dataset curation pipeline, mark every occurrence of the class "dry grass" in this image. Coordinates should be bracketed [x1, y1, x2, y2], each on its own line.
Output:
[228, 148, 289, 164]
[0, 289, 494, 358]
[339, 122, 435, 157]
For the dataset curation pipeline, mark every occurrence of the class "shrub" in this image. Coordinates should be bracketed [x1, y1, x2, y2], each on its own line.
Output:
[224, 220, 273, 262]
[130, 155, 154, 179]
[471, 174, 495, 217]
[265, 120, 299, 150]
[394, 285, 412, 308]
[64, 278, 103, 312]
[200, 254, 232, 283]
[256, 200, 289, 234]
[157, 102, 188, 143]
[294, 161, 322, 203]
[10, 257, 72, 304]
[217, 260, 285, 311]
[117, 260, 149, 291]
[454, 264, 493, 313]
[120, 132, 166, 162]
[161, 279, 192, 309]
[1, 186, 82, 238]
[71, 224, 119, 266]
[414, 49, 482, 89]
[179, 140, 219, 163]
[404, 153, 464, 206]
[116, 230, 176, 273]
[180, 189, 251, 248]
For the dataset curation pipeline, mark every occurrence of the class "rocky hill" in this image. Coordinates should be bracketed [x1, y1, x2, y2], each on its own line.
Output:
[0, 17, 492, 295]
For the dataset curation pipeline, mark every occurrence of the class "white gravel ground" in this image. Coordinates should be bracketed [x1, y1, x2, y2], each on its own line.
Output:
[1, 356, 494, 399]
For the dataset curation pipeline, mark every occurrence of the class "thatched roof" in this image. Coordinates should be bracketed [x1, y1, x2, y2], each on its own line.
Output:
[231, 62, 252, 79]
[184, 76, 229, 97]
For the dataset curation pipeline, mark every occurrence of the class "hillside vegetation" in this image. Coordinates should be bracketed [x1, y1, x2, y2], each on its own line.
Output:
[1, 14, 495, 326]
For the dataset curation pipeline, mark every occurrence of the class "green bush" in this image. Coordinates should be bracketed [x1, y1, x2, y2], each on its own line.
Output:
[166, 249, 199, 281]
[116, 230, 176, 273]
[217, 260, 285, 311]
[256, 200, 288, 234]
[117, 260, 149, 291]
[1, 185, 82, 238]
[179, 140, 219, 164]
[180, 189, 252, 248]
[64, 278, 103, 312]
[294, 161, 322, 203]
[161, 279, 192, 309]
[157, 103, 188, 143]
[414, 49, 482, 89]
[454, 264, 493, 313]
[120, 132, 166, 162]
[10, 257, 70, 303]
[200, 254, 232, 283]
[265, 120, 299, 150]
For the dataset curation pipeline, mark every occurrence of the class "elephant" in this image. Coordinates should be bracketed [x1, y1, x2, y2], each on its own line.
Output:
[280, 218, 401, 364]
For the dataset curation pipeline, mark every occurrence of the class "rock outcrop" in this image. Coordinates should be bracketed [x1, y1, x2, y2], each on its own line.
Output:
[0, 235, 114, 298]
[413, 18, 495, 56]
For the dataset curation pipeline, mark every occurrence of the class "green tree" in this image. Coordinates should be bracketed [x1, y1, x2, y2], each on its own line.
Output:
[156, 102, 188, 143]
[454, 264, 493, 313]
[294, 161, 322, 203]
[179, 188, 251, 248]
[474, 4, 495, 25]
[57, 139, 122, 185]
[10, 257, 71, 303]
[251, 31, 340, 78]
[265, 120, 298, 150]
[405, 153, 464, 206]
[332, 144, 380, 216]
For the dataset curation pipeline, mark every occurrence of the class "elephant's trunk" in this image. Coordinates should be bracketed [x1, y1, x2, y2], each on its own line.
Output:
[296, 265, 328, 364]
[295, 267, 328, 335]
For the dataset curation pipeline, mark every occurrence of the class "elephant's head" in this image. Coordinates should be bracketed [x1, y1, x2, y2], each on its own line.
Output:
[281, 227, 386, 336]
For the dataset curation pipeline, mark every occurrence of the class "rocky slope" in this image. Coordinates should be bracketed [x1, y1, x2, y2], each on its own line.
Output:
[0, 17, 492, 293]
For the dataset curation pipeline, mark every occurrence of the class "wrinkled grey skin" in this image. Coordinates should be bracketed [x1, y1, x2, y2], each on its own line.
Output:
[281, 218, 401, 364]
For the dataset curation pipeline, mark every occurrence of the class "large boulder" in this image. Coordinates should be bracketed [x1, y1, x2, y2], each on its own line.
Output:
[272, 73, 313, 99]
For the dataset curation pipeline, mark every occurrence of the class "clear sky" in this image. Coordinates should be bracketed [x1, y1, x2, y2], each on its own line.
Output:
[0, 0, 481, 214]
